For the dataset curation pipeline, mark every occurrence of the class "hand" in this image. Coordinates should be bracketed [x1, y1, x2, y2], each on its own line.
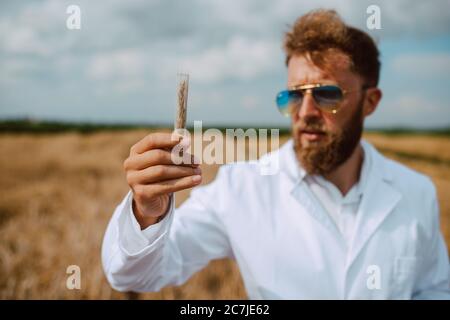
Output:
[124, 132, 201, 229]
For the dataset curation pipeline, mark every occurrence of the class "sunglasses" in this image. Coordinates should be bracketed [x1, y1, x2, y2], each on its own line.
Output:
[276, 83, 364, 116]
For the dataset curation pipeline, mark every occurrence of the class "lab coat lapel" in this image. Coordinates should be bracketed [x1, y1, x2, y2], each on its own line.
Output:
[347, 142, 402, 268]
[278, 139, 402, 257]
[280, 139, 342, 237]
[291, 181, 342, 236]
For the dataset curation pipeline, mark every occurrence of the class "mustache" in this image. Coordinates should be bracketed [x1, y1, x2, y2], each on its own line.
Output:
[295, 120, 327, 133]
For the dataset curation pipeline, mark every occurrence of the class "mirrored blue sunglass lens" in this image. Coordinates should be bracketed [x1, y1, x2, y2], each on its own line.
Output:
[276, 90, 302, 116]
[313, 86, 343, 106]
[276, 91, 290, 107]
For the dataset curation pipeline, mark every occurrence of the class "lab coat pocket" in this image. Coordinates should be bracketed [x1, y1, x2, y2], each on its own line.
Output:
[391, 256, 420, 299]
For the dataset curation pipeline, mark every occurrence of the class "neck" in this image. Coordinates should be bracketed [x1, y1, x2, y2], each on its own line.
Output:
[323, 142, 364, 196]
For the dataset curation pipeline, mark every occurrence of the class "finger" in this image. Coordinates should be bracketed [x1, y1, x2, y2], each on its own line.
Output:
[130, 132, 184, 155]
[125, 149, 199, 171]
[129, 165, 202, 185]
[148, 174, 203, 196]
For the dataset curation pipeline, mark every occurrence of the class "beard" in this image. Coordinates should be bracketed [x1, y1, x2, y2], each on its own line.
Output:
[293, 100, 364, 176]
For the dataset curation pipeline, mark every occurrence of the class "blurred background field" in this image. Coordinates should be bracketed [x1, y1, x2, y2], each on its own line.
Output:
[0, 127, 449, 299]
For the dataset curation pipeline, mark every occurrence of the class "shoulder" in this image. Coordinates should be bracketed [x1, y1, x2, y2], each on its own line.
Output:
[383, 155, 435, 196]
[366, 141, 437, 202]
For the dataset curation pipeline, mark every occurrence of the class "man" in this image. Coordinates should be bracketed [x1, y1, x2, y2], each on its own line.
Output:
[101, 10, 450, 299]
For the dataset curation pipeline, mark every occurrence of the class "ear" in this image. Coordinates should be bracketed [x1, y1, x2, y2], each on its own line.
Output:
[363, 87, 382, 117]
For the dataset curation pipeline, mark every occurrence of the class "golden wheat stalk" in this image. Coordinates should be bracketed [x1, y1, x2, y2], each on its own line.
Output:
[175, 73, 189, 130]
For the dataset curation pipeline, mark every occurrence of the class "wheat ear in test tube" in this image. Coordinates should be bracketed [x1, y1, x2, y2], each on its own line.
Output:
[175, 73, 189, 130]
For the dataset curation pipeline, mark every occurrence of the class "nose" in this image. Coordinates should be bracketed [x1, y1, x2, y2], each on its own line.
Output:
[297, 90, 322, 120]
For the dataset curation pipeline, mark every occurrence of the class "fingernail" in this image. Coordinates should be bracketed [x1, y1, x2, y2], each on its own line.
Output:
[192, 175, 202, 183]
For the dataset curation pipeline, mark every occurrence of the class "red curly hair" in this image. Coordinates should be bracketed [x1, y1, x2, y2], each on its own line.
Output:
[284, 9, 381, 87]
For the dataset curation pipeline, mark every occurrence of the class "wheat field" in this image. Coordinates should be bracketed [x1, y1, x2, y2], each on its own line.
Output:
[0, 130, 449, 299]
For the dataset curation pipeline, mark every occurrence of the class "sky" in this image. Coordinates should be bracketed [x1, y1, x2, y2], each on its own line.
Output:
[0, 0, 449, 129]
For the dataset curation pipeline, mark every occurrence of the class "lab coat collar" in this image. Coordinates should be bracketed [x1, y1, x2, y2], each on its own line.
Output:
[305, 144, 371, 204]
[278, 138, 402, 267]
[279, 138, 394, 190]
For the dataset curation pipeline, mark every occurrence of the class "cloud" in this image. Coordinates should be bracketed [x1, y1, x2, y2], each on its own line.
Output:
[0, 0, 70, 57]
[2, 0, 449, 58]
[368, 93, 450, 128]
[394, 94, 439, 114]
[86, 49, 147, 80]
[379, 0, 450, 37]
[392, 53, 450, 77]
[179, 36, 280, 83]
[241, 95, 259, 110]
[1, 0, 450, 127]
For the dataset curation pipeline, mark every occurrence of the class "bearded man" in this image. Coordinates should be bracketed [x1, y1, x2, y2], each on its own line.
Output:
[102, 9, 450, 299]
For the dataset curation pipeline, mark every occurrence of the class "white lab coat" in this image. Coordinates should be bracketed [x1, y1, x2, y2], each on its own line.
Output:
[102, 139, 450, 299]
